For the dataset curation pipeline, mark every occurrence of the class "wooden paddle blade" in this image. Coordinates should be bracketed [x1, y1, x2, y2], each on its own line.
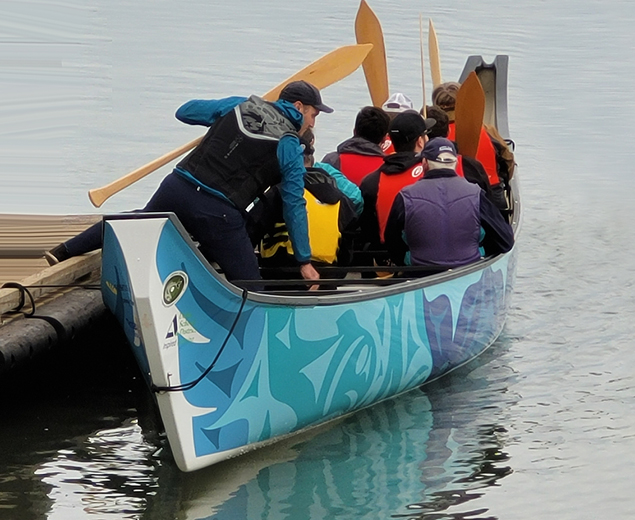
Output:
[455, 71, 485, 159]
[428, 19, 442, 89]
[262, 43, 373, 101]
[88, 43, 373, 207]
[355, 0, 389, 107]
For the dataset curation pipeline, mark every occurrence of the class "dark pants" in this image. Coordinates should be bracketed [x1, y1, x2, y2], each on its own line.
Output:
[66, 173, 261, 282]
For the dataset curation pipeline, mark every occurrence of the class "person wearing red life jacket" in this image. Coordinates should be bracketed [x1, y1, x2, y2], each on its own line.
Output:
[321, 106, 390, 186]
[380, 92, 415, 154]
[432, 82, 511, 210]
[359, 110, 435, 261]
[423, 104, 498, 204]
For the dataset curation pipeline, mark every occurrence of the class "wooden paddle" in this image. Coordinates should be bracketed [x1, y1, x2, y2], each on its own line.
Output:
[428, 19, 442, 89]
[454, 71, 485, 159]
[88, 43, 373, 208]
[419, 14, 426, 116]
[355, 0, 389, 107]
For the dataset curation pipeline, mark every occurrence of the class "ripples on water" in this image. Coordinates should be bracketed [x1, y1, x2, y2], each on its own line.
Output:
[0, 322, 522, 519]
[0, 321, 158, 520]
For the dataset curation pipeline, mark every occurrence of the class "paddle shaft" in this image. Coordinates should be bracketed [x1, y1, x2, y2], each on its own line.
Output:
[88, 43, 373, 208]
[419, 14, 426, 116]
[88, 137, 201, 207]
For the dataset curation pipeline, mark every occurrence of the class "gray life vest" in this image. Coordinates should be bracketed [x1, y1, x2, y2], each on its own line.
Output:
[176, 96, 298, 209]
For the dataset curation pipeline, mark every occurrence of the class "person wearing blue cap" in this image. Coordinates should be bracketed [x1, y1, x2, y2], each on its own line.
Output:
[46, 81, 333, 289]
[384, 137, 514, 269]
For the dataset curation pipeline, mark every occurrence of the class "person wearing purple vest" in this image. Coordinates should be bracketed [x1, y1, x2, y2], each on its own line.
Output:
[384, 138, 514, 268]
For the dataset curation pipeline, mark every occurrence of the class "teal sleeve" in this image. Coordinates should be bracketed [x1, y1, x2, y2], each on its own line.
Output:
[175, 96, 247, 126]
[277, 134, 311, 263]
[314, 161, 364, 216]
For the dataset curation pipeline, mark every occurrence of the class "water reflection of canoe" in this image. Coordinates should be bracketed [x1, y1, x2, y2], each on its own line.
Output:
[158, 367, 514, 519]
[100, 55, 521, 472]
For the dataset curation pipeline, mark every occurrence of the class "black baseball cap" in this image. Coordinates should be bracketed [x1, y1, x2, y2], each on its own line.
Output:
[388, 110, 436, 145]
[279, 80, 334, 113]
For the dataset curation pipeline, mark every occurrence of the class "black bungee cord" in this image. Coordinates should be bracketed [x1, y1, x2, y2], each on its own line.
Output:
[1, 282, 36, 316]
[151, 288, 249, 394]
[3, 281, 250, 394]
[0, 282, 101, 316]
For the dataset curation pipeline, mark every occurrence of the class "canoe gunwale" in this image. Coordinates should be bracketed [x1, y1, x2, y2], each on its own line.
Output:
[104, 210, 517, 307]
[103, 54, 518, 309]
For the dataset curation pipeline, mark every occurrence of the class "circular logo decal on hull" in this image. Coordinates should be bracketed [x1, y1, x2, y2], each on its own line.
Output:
[163, 271, 188, 306]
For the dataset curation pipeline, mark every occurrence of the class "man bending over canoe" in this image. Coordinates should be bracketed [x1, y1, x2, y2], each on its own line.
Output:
[46, 81, 333, 288]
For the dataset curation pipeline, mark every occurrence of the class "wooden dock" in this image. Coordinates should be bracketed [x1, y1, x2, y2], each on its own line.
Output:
[0, 214, 100, 284]
[0, 214, 105, 374]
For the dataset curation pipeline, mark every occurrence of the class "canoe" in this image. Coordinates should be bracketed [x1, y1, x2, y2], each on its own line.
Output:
[100, 55, 521, 472]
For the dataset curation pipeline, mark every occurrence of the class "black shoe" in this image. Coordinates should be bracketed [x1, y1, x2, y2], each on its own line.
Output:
[44, 244, 70, 266]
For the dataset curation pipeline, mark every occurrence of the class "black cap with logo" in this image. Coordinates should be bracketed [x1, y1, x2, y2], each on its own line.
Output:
[388, 111, 436, 146]
[279, 81, 334, 113]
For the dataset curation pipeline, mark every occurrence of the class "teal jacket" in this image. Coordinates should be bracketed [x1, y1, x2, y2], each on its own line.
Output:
[314, 161, 364, 217]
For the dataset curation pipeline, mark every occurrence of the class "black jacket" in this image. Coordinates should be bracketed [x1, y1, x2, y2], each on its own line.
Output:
[359, 152, 422, 251]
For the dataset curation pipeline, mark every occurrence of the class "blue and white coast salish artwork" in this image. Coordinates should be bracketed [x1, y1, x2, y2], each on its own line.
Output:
[147, 218, 514, 459]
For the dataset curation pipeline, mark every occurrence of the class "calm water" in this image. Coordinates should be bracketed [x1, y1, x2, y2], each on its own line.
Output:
[2, 0, 635, 518]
